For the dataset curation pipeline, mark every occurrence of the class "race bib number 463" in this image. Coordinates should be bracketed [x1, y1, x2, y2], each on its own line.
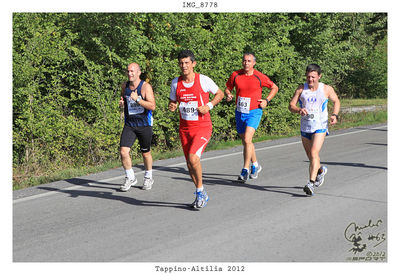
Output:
[237, 96, 251, 113]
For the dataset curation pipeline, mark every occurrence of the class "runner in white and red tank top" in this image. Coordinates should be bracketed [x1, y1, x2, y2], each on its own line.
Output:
[169, 50, 224, 209]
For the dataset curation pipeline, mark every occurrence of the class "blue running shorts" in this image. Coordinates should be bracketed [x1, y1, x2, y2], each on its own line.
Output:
[301, 129, 328, 140]
[235, 108, 263, 134]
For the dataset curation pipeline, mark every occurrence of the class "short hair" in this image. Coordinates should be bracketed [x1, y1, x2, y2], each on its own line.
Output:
[178, 50, 196, 62]
[306, 64, 322, 75]
[243, 52, 256, 61]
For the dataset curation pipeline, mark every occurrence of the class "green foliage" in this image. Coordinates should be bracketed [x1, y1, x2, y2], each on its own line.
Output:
[12, 13, 387, 187]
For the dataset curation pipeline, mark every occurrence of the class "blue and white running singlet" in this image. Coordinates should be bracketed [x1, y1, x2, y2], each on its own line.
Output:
[123, 80, 153, 127]
[299, 83, 328, 133]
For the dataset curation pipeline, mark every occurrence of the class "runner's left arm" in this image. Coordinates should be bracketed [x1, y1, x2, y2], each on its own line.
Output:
[326, 85, 340, 125]
[134, 82, 156, 111]
[198, 89, 224, 114]
[259, 83, 279, 108]
[197, 75, 224, 114]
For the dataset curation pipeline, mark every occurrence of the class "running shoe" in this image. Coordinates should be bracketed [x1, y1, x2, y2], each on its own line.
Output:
[120, 177, 137, 191]
[250, 164, 262, 179]
[314, 166, 328, 187]
[238, 168, 249, 182]
[192, 190, 209, 209]
[303, 181, 315, 196]
[142, 177, 154, 190]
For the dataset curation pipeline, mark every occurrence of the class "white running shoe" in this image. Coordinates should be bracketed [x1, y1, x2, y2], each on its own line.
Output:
[120, 177, 137, 191]
[314, 166, 328, 187]
[303, 181, 315, 196]
[142, 177, 154, 190]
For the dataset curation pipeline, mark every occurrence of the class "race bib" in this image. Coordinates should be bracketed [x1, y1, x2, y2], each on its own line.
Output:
[236, 96, 251, 113]
[127, 96, 144, 115]
[301, 108, 321, 131]
[179, 101, 198, 121]
[303, 108, 321, 121]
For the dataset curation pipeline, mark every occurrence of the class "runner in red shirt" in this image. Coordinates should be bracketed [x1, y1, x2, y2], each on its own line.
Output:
[169, 50, 224, 209]
[225, 52, 279, 182]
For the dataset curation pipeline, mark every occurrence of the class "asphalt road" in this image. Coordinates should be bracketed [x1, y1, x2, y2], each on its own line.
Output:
[13, 124, 387, 263]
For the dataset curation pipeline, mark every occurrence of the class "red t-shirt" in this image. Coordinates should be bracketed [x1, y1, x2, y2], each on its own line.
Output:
[176, 73, 211, 129]
[226, 69, 275, 111]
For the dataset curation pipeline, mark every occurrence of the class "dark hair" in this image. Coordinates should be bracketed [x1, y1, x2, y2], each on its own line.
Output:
[306, 64, 322, 75]
[243, 52, 256, 61]
[178, 50, 196, 62]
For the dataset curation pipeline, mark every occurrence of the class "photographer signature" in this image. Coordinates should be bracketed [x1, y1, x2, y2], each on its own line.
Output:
[344, 219, 386, 254]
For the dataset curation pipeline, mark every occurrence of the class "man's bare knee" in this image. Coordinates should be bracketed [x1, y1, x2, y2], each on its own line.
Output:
[120, 147, 130, 157]
[142, 151, 151, 158]
[188, 154, 200, 166]
[310, 148, 320, 159]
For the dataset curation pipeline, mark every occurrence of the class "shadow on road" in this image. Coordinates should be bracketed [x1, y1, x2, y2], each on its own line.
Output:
[37, 184, 197, 211]
[150, 167, 307, 197]
[319, 161, 387, 170]
[44, 163, 309, 209]
[134, 164, 189, 174]
[365, 142, 387, 146]
[202, 173, 308, 197]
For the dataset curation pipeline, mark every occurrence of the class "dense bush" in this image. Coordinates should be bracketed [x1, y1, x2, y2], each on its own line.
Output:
[12, 13, 387, 183]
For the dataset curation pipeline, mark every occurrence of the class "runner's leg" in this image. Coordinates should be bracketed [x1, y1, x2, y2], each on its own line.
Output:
[120, 125, 136, 170]
[302, 133, 326, 181]
[142, 152, 152, 172]
[309, 133, 326, 181]
[301, 135, 313, 180]
[137, 126, 153, 175]
[240, 126, 256, 170]
[187, 153, 202, 188]
[120, 146, 132, 170]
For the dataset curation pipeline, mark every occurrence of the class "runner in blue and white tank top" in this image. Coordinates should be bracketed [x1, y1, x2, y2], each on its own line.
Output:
[118, 63, 156, 192]
[299, 82, 329, 137]
[289, 64, 340, 196]
[123, 80, 153, 127]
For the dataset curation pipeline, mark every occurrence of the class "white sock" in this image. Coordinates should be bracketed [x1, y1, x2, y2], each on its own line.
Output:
[125, 168, 135, 180]
[252, 161, 259, 168]
[144, 170, 152, 179]
[196, 186, 204, 192]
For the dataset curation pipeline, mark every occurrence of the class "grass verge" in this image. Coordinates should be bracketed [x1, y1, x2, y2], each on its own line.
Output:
[339, 98, 387, 108]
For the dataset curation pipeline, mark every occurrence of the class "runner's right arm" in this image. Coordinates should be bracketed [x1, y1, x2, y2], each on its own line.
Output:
[225, 88, 234, 102]
[168, 78, 178, 112]
[119, 82, 126, 108]
[225, 72, 236, 102]
[289, 84, 307, 116]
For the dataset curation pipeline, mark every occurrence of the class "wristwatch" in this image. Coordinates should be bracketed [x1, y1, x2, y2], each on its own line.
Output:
[331, 113, 339, 118]
[136, 96, 142, 103]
